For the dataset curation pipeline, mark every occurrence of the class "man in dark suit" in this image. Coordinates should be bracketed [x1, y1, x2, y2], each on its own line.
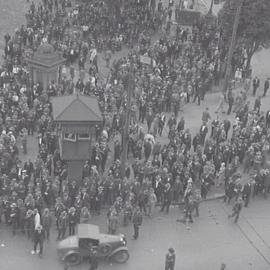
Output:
[252, 76, 260, 96]
[227, 90, 234, 115]
[144, 139, 152, 162]
[160, 183, 173, 214]
[132, 207, 143, 240]
[242, 182, 252, 207]
[32, 225, 45, 257]
[165, 248, 176, 270]
[89, 247, 99, 270]
[263, 78, 269, 97]
[199, 123, 208, 146]
[266, 110, 270, 128]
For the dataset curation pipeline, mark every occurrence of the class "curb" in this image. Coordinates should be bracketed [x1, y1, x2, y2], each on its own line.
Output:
[157, 193, 225, 207]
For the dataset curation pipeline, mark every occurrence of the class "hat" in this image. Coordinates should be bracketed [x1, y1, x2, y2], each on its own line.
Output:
[165, 183, 171, 189]
[36, 225, 43, 230]
[69, 207, 76, 213]
[168, 248, 175, 253]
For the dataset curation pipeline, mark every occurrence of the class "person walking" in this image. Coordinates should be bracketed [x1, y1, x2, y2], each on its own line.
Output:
[242, 182, 252, 207]
[253, 96, 261, 112]
[202, 107, 211, 124]
[192, 190, 201, 217]
[89, 247, 99, 270]
[215, 94, 225, 114]
[263, 78, 270, 97]
[227, 90, 234, 115]
[104, 49, 112, 68]
[228, 198, 243, 223]
[160, 183, 172, 214]
[32, 225, 45, 257]
[165, 248, 176, 270]
[252, 76, 260, 96]
[132, 206, 143, 240]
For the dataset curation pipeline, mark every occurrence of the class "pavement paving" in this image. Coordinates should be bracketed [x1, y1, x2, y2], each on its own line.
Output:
[1, 199, 270, 270]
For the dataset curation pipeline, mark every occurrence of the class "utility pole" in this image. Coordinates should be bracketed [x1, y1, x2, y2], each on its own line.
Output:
[208, 0, 214, 14]
[121, 60, 134, 178]
[222, 0, 244, 94]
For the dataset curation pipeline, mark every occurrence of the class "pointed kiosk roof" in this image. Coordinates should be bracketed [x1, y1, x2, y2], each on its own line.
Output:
[51, 94, 103, 123]
[26, 43, 65, 70]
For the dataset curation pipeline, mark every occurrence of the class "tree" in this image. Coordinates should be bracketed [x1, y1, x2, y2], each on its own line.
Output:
[218, 0, 270, 69]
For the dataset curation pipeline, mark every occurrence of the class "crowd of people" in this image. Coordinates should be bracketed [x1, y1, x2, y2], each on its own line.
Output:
[0, 0, 269, 261]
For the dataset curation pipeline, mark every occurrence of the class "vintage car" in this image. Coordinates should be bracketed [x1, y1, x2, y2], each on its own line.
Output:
[57, 224, 129, 266]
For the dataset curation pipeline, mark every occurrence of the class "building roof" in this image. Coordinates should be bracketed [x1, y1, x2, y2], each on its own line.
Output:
[26, 43, 65, 68]
[51, 94, 103, 123]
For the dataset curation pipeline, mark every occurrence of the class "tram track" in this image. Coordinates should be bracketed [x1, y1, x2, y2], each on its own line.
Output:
[221, 204, 270, 266]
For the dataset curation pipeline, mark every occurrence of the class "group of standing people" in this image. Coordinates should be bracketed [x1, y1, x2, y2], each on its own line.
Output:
[0, 1, 270, 269]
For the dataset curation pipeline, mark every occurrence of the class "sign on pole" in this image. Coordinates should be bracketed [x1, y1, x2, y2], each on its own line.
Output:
[140, 55, 152, 65]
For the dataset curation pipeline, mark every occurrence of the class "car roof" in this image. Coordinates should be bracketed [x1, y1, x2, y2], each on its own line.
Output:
[77, 224, 100, 240]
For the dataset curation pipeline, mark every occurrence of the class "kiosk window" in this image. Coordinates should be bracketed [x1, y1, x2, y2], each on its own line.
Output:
[64, 133, 76, 142]
[78, 133, 90, 140]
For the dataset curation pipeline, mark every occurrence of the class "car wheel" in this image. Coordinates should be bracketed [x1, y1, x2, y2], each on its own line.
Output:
[64, 253, 81, 266]
[112, 250, 130, 263]
[99, 244, 112, 256]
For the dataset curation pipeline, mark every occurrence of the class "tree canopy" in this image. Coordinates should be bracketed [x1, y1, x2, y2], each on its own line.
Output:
[218, 0, 270, 67]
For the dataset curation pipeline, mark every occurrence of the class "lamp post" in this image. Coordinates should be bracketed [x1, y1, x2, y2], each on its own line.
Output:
[121, 60, 134, 178]
[208, 0, 214, 14]
[222, 0, 244, 94]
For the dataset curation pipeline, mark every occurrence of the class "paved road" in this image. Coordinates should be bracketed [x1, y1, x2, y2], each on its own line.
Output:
[1, 199, 270, 270]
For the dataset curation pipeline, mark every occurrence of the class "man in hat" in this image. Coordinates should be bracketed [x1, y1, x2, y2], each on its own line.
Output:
[192, 189, 202, 217]
[165, 248, 176, 270]
[242, 181, 252, 207]
[228, 197, 243, 223]
[202, 107, 211, 124]
[108, 208, 118, 235]
[32, 224, 45, 257]
[132, 206, 143, 240]
[252, 76, 260, 96]
[68, 207, 77, 236]
[220, 263, 226, 270]
[89, 246, 99, 270]
[160, 183, 172, 214]
[10, 203, 18, 235]
[22, 169, 30, 187]
[42, 208, 52, 240]
[263, 78, 270, 97]
[57, 210, 68, 240]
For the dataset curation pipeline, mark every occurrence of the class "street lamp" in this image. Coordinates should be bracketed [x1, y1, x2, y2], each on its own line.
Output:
[222, 0, 244, 94]
[120, 60, 134, 178]
[208, 0, 214, 14]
